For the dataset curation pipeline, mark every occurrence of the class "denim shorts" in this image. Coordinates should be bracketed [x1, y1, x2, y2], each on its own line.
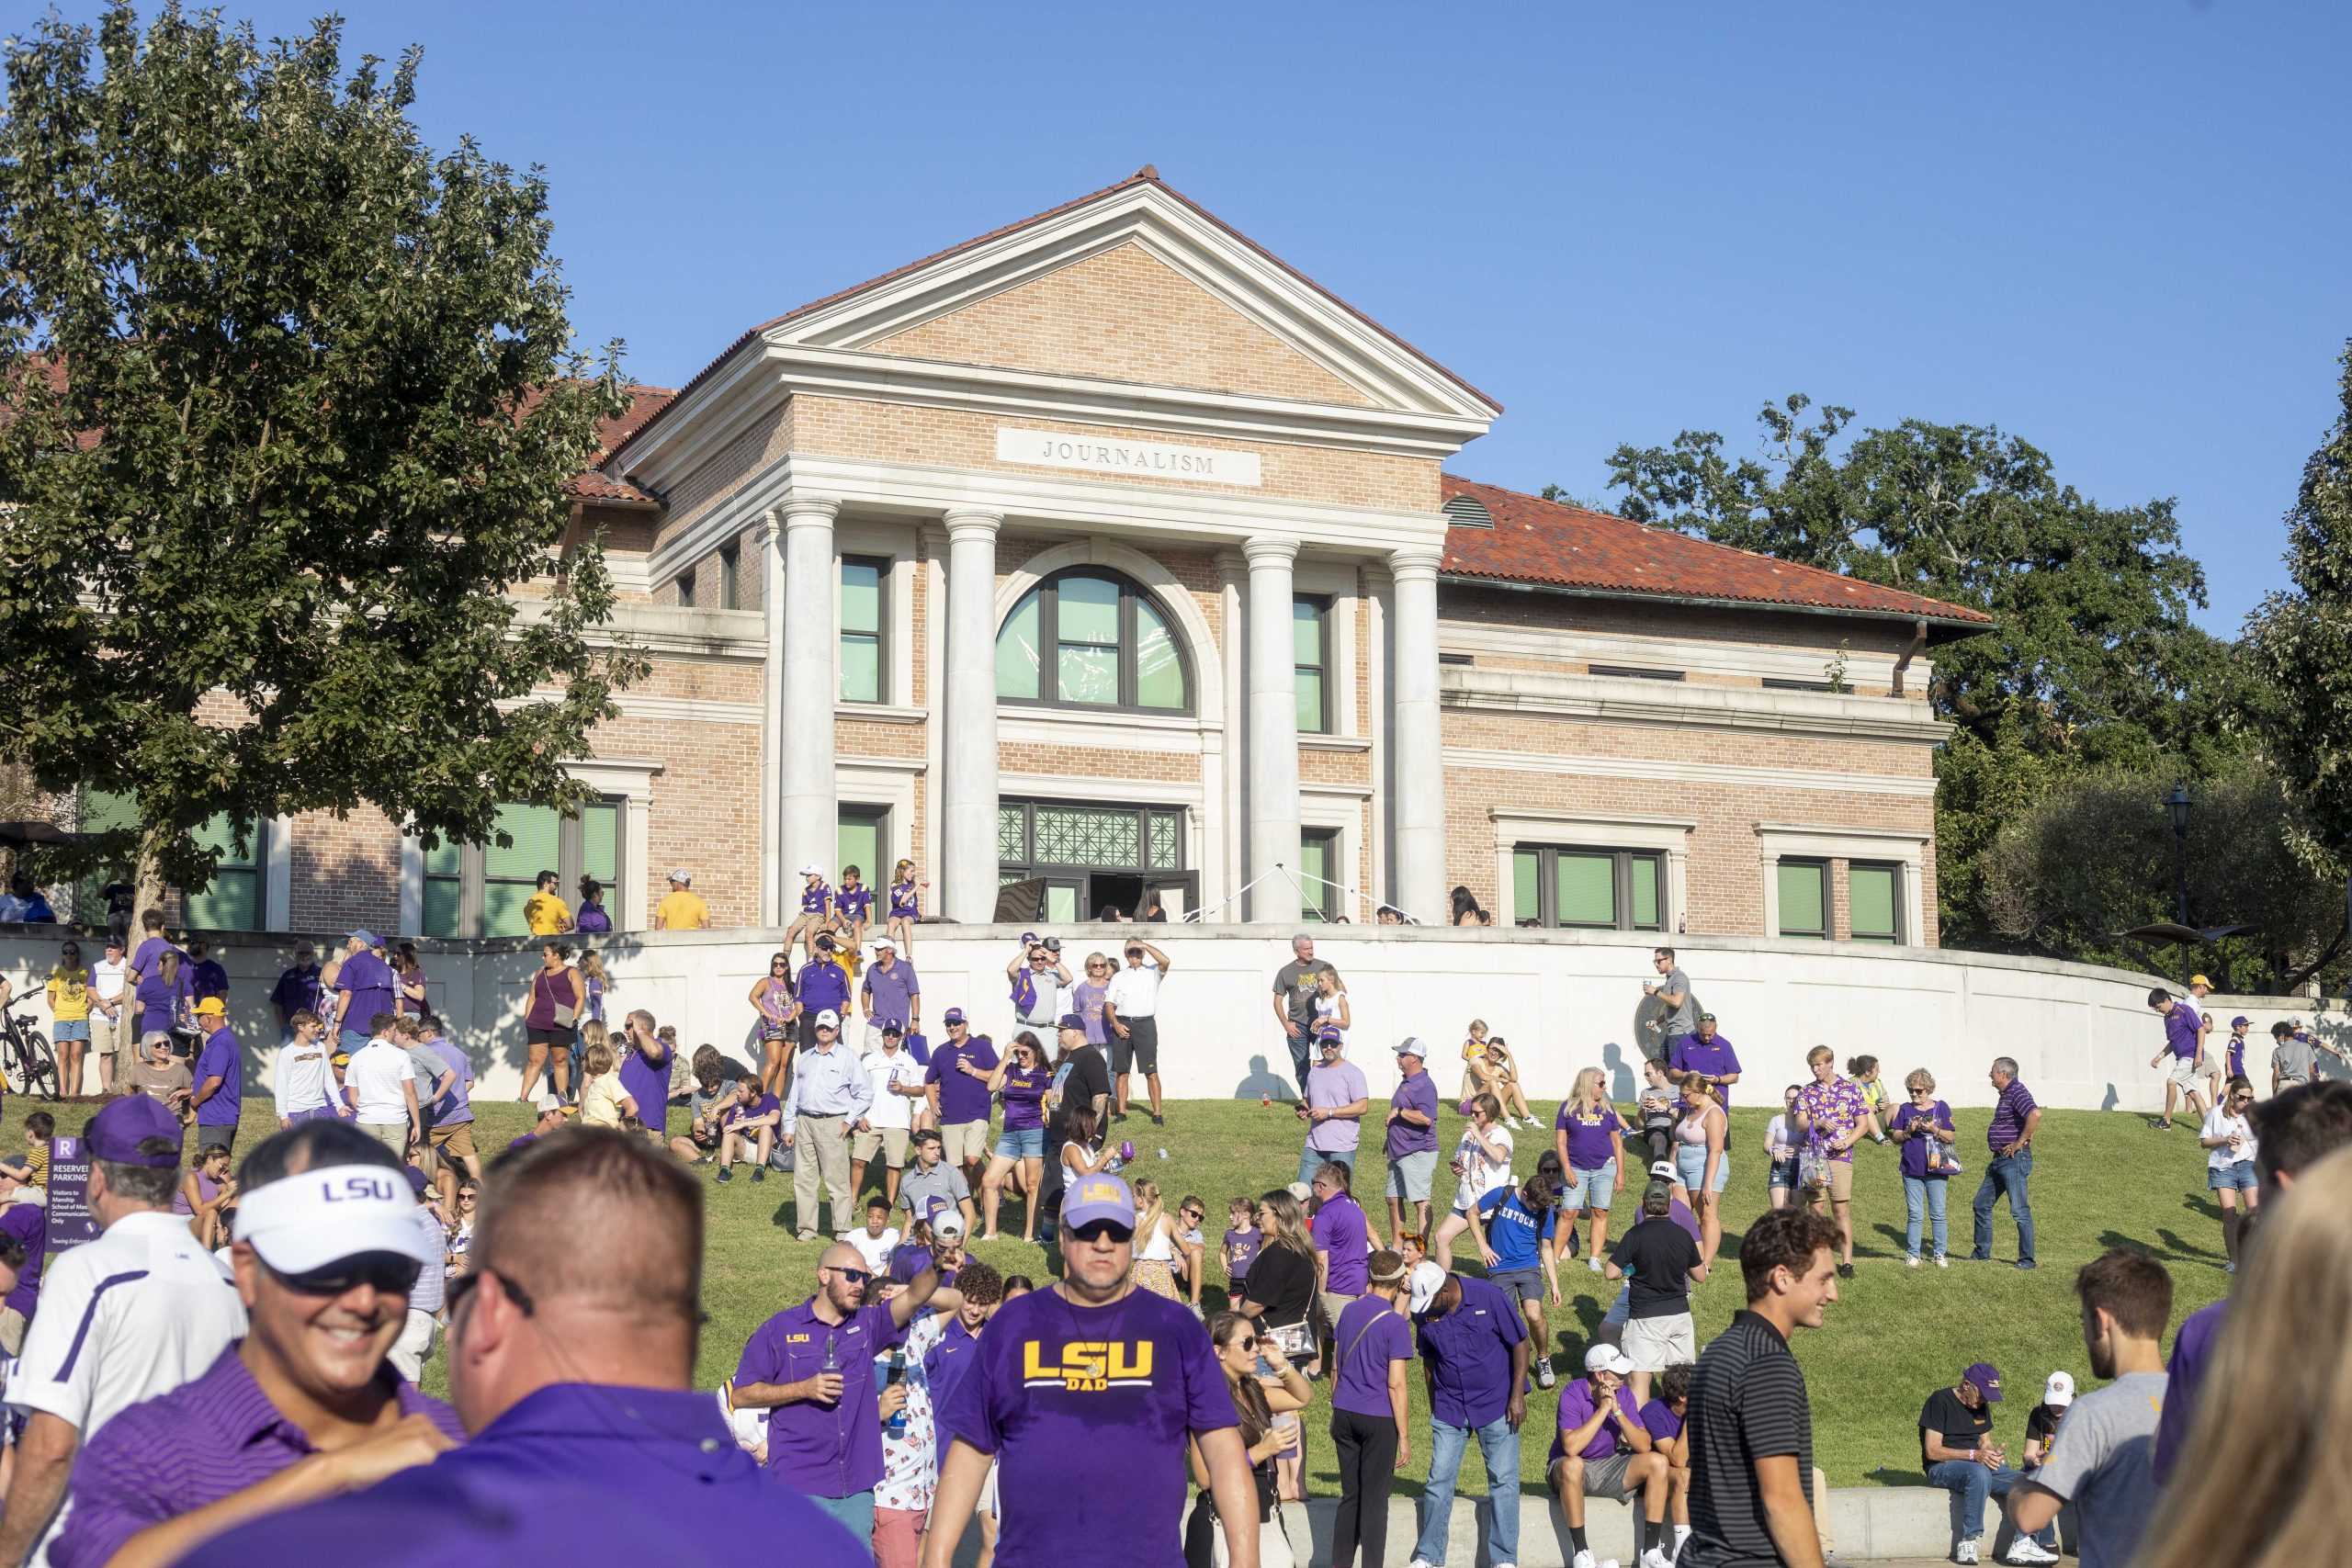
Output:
[51, 1021, 89, 1043]
[1768, 1156, 1801, 1191]
[2209, 1159, 2256, 1191]
[1564, 1158, 1616, 1209]
[994, 1125, 1046, 1161]
[1677, 1144, 1729, 1193]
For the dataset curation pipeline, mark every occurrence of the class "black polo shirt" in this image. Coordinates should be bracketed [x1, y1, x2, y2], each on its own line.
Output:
[1685, 1310, 1815, 1568]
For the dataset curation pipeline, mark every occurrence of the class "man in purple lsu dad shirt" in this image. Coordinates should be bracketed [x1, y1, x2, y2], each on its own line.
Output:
[180, 1130, 867, 1568]
[53, 1121, 461, 1568]
[925, 1172, 1260, 1568]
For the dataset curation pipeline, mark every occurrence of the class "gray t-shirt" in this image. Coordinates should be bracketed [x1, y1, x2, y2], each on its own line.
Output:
[2274, 1035, 2317, 1083]
[1659, 967, 1698, 1037]
[1273, 959, 1336, 1032]
[2027, 1371, 2165, 1568]
[897, 1160, 971, 1222]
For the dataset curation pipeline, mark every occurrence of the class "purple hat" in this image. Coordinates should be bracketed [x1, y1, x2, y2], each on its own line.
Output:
[1962, 1362, 2004, 1402]
[86, 1095, 184, 1167]
[1061, 1171, 1136, 1233]
[2231, 1015, 2250, 1028]
[1057, 1012, 1086, 1032]
[402, 1165, 429, 1195]
[943, 1007, 967, 1027]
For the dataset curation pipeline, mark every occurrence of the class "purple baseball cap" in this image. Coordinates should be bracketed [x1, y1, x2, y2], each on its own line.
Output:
[2231, 1015, 2250, 1028]
[1057, 1012, 1086, 1032]
[943, 1007, 966, 1027]
[86, 1094, 184, 1167]
[1962, 1362, 2004, 1401]
[1061, 1172, 1137, 1233]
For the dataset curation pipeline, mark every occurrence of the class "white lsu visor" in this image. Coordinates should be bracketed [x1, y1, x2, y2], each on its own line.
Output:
[232, 1164, 443, 1275]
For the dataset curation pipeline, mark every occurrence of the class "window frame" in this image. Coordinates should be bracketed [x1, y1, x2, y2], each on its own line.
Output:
[840, 554, 890, 705]
[1299, 827, 1340, 921]
[1510, 843, 1667, 932]
[1294, 594, 1332, 734]
[74, 789, 267, 931]
[718, 542, 741, 610]
[676, 566, 696, 608]
[1848, 860, 1903, 943]
[1775, 857, 1831, 941]
[996, 569, 1194, 716]
[419, 795, 628, 939]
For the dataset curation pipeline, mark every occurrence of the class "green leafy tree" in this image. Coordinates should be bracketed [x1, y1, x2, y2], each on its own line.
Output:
[0, 5, 644, 918]
[2249, 341, 2352, 878]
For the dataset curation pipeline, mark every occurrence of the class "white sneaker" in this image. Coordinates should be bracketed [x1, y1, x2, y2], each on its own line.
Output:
[1572, 1553, 1599, 1568]
[2005, 1542, 2059, 1566]
[1906, 1255, 1920, 1268]
[1589, 1256, 1603, 1272]
[1955, 1542, 1980, 1565]
[1408, 1561, 1439, 1568]
[1641, 1550, 1677, 1568]
[1937, 1254, 1951, 1269]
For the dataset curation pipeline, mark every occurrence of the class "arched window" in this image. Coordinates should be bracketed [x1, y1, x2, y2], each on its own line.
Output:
[996, 569, 1192, 714]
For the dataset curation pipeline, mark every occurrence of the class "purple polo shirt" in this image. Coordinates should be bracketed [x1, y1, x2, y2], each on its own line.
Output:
[862, 959, 920, 1031]
[1640, 1398, 1683, 1444]
[1414, 1273, 1526, 1429]
[735, 1299, 907, 1498]
[1305, 1059, 1369, 1154]
[1555, 1101, 1625, 1171]
[922, 1316, 983, 1415]
[268, 964, 322, 1020]
[335, 951, 397, 1032]
[618, 1040, 672, 1126]
[2162, 1003, 2201, 1059]
[1386, 1068, 1440, 1159]
[426, 1038, 474, 1125]
[190, 959, 230, 1002]
[194, 1025, 242, 1128]
[925, 1034, 1000, 1125]
[175, 1383, 867, 1568]
[1553, 1375, 1642, 1462]
[0, 1200, 44, 1318]
[1668, 1032, 1741, 1108]
[128, 936, 183, 981]
[1331, 1294, 1413, 1417]
[2153, 1298, 2226, 1484]
[1987, 1078, 2038, 1153]
[1311, 1191, 1371, 1294]
[52, 1345, 464, 1568]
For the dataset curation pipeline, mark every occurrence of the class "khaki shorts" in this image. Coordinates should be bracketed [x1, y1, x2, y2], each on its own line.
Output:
[2166, 1055, 2202, 1091]
[430, 1122, 478, 1160]
[1623, 1310, 1697, 1372]
[941, 1121, 989, 1166]
[1814, 1158, 1855, 1203]
[853, 1125, 910, 1168]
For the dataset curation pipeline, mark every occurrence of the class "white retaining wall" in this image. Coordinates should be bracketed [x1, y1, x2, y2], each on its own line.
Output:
[6, 924, 2339, 1111]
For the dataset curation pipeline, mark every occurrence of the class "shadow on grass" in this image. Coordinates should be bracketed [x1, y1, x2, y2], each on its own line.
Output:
[2180, 1192, 2222, 1223]
[2098, 1226, 2222, 1264]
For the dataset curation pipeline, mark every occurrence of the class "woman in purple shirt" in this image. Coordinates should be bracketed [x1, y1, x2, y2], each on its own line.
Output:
[746, 952, 798, 1100]
[1889, 1067, 1959, 1267]
[978, 1032, 1053, 1242]
[519, 942, 585, 1102]
[1553, 1066, 1629, 1270]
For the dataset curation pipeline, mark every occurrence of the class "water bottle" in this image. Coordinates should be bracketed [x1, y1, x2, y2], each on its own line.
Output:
[883, 1348, 908, 1438]
[820, 1333, 841, 1399]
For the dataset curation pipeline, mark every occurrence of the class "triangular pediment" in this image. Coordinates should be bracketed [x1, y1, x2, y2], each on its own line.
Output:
[765, 175, 1499, 422]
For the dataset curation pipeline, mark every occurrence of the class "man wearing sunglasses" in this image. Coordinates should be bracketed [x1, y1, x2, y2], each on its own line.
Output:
[0, 1095, 248, 1568]
[179, 1129, 868, 1568]
[49, 1122, 460, 1568]
[732, 1238, 956, 1541]
[925, 1172, 1259, 1568]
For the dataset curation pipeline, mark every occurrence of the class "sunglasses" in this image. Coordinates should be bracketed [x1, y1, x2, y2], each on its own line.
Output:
[447, 1268, 537, 1318]
[829, 1265, 874, 1285]
[269, 1253, 425, 1298]
[1069, 1221, 1135, 1244]
[458, 1191, 479, 1202]
[1231, 1334, 1260, 1351]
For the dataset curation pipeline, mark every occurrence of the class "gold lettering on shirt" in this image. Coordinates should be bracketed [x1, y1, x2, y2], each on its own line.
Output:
[1022, 1339, 1156, 1392]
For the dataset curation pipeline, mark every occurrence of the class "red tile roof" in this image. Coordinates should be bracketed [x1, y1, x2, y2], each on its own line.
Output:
[564, 382, 673, 504]
[1438, 475, 1991, 629]
[600, 167, 1496, 477]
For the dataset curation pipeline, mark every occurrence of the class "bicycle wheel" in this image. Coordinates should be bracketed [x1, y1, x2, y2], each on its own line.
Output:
[15, 1032, 57, 1100]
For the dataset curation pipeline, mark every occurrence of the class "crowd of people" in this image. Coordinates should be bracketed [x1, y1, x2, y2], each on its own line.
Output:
[0, 908, 2343, 1568]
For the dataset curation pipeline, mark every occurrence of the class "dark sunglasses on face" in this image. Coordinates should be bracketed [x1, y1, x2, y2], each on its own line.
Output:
[270, 1253, 425, 1298]
[829, 1264, 873, 1284]
[448, 1268, 537, 1318]
[1232, 1334, 1259, 1350]
[1070, 1221, 1134, 1245]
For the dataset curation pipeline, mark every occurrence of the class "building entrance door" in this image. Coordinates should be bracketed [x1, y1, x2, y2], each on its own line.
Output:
[997, 799, 1195, 922]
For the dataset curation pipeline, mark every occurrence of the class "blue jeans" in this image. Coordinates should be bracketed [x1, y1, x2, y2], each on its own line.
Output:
[807, 1489, 875, 1543]
[1903, 1175, 1949, 1258]
[1298, 1145, 1356, 1187]
[1416, 1416, 1520, 1567]
[1924, 1460, 2022, 1543]
[1971, 1152, 2035, 1263]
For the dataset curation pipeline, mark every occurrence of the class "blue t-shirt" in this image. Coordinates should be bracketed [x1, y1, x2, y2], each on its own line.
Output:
[1476, 1186, 1557, 1273]
[193, 1026, 241, 1126]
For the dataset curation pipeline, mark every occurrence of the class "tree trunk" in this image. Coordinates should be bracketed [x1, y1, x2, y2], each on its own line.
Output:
[127, 823, 172, 944]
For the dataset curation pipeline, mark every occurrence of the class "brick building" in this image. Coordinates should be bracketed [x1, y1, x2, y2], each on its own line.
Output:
[137, 170, 1988, 944]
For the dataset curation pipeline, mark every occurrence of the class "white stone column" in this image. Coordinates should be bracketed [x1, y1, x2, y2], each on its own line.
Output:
[940, 508, 1002, 923]
[780, 497, 840, 899]
[758, 512, 786, 925]
[1245, 538, 1304, 924]
[1389, 545, 1445, 924]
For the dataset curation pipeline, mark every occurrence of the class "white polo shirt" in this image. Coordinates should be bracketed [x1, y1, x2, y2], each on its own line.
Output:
[1105, 958, 1162, 1020]
[14, 1208, 245, 1562]
[862, 1048, 921, 1131]
[345, 1037, 416, 1124]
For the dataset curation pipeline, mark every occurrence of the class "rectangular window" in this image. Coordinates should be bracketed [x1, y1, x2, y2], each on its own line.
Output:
[1055, 574, 1120, 705]
[1588, 664, 1686, 682]
[677, 568, 695, 608]
[841, 557, 887, 704]
[1777, 859, 1829, 939]
[1761, 677, 1833, 693]
[839, 807, 887, 891]
[1512, 845, 1668, 931]
[1849, 862, 1901, 943]
[1439, 651, 1474, 666]
[1294, 596, 1330, 734]
[74, 789, 266, 931]
[718, 543, 741, 610]
[482, 804, 562, 937]
[421, 836, 465, 939]
[1299, 828, 1340, 921]
[422, 796, 627, 938]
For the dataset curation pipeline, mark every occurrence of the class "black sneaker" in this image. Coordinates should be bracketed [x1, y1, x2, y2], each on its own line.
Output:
[1151, 1113, 1166, 1127]
[2015, 1258, 2037, 1270]
[751, 1167, 766, 1183]
[716, 1168, 732, 1183]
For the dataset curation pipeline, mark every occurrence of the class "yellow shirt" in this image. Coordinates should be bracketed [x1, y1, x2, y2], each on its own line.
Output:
[581, 1070, 629, 1129]
[46, 966, 89, 1022]
[1463, 1038, 1488, 1063]
[655, 889, 709, 931]
[831, 949, 862, 983]
[525, 892, 571, 936]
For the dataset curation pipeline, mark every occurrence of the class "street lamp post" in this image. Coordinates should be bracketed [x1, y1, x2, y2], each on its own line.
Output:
[2166, 784, 2192, 927]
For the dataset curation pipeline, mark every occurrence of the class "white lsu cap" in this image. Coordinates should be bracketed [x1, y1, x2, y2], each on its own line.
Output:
[799, 863, 824, 877]
[232, 1164, 444, 1276]
[1408, 1259, 1447, 1314]
[2043, 1371, 2075, 1407]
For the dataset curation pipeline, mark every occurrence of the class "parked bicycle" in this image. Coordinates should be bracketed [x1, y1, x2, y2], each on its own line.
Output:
[1, 1003, 59, 1100]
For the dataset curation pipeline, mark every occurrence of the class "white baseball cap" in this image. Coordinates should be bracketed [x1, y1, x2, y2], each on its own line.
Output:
[800, 863, 824, 877]
[535, 1092, 565, 1113]
[1408, 1260, 1447, 1314]
[815, 1009, 842, 1029]
[933, 1212, 967, 1238]
[2043, 1371, 2075, 1407]
[232, 1164, 444, 1276]
[1585, 1343, 1636, 1376]
[1649, 1160, 1679, 1184]
[1394, 1036, 1430, 1058]
[668, 867, 692, 885]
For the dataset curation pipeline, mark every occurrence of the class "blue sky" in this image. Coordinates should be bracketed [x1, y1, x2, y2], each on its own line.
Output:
[71, 2, 2352, 632]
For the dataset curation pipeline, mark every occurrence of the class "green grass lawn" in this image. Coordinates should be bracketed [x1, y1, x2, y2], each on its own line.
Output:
[42, 1091, 2232, 1494]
